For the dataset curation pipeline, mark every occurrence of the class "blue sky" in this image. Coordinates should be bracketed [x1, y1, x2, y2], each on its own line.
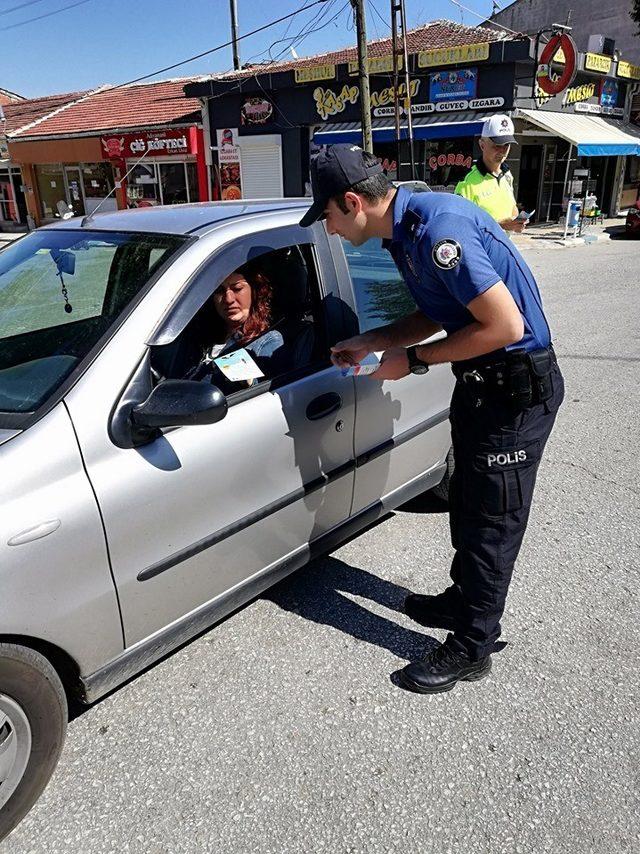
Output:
[2, 0, 500, 98]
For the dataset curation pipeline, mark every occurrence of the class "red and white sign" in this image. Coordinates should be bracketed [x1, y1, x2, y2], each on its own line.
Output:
[101, 128, 193, 159]
[536, 33, 578, 96]
[429, 152, 473, 170]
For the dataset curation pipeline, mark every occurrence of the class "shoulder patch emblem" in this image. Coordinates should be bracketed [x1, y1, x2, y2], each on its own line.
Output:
[432, 239, 461, 270]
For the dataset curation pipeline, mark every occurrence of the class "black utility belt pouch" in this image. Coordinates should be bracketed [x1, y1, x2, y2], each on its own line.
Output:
[505, 352, 533, 408]
[527, 349, 553, 403]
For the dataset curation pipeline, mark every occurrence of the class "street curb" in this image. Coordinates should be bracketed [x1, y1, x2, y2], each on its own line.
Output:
[556, 232, 612, 247]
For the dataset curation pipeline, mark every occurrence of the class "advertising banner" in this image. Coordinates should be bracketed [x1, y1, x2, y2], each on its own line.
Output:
[216, 128, 242, 200]
[101, 129, 192, 159]
[429, 68, 477, 102]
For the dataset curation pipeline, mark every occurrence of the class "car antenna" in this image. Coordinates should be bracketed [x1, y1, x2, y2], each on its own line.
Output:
[81, 148, 151, 228]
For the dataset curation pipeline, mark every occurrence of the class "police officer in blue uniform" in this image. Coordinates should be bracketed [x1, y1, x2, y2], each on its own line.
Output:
[300, 144, 564, 694]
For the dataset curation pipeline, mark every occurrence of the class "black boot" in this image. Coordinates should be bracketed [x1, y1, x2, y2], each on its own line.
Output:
[403, 586, 461, 631]
[398, 640, 491, 694]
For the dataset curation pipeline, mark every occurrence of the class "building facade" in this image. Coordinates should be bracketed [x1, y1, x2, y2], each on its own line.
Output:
[6, 79, 209, 227]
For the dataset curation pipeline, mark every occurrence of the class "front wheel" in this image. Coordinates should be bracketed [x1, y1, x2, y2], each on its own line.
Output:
[0, 644, 67, 841]
[431, 447, 454, 504]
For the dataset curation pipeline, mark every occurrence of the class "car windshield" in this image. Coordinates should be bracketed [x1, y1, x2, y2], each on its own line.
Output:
[0, 229, 186, 419]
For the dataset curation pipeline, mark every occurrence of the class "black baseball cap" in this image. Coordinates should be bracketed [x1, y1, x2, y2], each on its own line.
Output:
[300, 144, 384, 227]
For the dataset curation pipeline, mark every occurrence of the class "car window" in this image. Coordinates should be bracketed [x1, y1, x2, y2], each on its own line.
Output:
[0, 229, 186, 417]
[342, 237, 416, 333]
[150, 243, 327, 398]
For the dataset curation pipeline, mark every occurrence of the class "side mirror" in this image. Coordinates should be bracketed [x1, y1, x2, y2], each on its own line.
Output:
[131, 380, 228, 433]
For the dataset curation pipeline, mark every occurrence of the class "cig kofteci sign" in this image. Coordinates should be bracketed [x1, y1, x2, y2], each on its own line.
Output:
[100, 129, 193, 159]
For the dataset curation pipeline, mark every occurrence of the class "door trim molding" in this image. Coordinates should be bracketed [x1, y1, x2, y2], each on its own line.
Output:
[81, 458, 446, 703]
[136, 408, 449, 583]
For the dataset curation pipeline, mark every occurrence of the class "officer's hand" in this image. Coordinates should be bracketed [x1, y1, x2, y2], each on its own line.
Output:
[370, 347, 410, 381]
[501, 218, 526, 233]
[330, 335, 372, 368]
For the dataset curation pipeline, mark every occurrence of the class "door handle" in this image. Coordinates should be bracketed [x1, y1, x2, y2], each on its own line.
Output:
[306, 392, 342, 421]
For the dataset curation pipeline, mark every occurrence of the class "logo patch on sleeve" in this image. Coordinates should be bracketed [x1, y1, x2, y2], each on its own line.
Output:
[432, 239, 461, 270]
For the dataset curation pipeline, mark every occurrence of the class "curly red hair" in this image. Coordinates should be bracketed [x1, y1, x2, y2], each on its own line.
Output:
[236, 264, 273, 344]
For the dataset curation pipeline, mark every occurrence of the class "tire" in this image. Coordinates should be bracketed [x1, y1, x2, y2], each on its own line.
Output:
[431, 446, 454, 504]
[0, 644, 67, 842]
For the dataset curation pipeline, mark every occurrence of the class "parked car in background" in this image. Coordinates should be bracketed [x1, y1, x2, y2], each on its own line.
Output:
[625, 198, 640, 237]
[0, 201, 453, 839]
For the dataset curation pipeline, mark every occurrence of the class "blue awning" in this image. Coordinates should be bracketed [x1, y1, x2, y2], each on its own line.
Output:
[313, 112, 488, 145]
[517, 109, 640, 157]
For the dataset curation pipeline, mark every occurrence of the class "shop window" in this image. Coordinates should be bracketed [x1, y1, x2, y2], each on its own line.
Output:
[159, 163, 188, 205]
[128, 163, 160, 207]
[342, 238, 416, 334]
[35, 164, 66, 218]
[82, 162, 115, 200]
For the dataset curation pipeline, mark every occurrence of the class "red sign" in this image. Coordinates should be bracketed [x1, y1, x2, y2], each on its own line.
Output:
[536, 33, 578, 96]
[241, 97, 273, 125]
[100, 128, 193, 159]
[429, 152, 472, 170]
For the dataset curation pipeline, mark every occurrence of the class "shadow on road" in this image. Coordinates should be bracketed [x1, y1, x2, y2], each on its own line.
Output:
[264, 556, 439, 662]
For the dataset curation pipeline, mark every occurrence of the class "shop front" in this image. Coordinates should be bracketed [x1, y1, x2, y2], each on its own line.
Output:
[515, 55, 640, 218]
[186, 35, 531, 201]
[9, 125, 207, 226]
[0, 134, 28, 228]
[99, 127, 207, 209]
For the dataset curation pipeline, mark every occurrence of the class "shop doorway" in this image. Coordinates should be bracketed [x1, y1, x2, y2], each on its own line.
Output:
[64, 167, 86, 217]
[11, 173, 28, 223]
[518, 145, 543, 220]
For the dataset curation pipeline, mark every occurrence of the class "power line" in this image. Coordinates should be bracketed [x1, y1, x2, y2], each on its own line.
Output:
[0, 0, 93, 30]
[92, 0, 332, 95]
[0, 0, 47, 16]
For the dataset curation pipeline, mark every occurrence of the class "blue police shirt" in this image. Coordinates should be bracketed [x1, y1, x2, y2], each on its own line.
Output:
[385, 187, 551, 353]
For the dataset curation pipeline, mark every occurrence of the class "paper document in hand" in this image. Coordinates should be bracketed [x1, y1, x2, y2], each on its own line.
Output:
[340, 361, 380, 377]
[214, 348, 264, 381]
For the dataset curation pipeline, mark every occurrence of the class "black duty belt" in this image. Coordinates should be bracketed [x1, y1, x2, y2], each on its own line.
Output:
[452, 346, 556, 408]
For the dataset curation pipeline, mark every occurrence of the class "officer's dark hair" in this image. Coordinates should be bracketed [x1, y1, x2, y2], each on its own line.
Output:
[331, 152, 393, 213]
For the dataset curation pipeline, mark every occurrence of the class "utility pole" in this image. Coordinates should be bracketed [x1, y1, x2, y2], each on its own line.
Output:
[229, 0, 241, 70]
[351, 0, 373, 152]
[391, 0, 415, 179]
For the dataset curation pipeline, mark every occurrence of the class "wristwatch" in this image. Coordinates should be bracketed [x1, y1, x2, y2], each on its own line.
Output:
[406, 346, 430, 375]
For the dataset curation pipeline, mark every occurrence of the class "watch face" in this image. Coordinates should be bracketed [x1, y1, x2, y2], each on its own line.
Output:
[411, 364, 429, 375]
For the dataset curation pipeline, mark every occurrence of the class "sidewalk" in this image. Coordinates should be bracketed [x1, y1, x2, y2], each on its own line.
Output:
[511, 214, 628, 249]
[0, 228, 27, 245]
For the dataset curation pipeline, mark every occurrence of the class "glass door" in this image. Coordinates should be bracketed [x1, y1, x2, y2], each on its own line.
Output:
[63, 167, 86, 217]
[158, 162, 188, 205]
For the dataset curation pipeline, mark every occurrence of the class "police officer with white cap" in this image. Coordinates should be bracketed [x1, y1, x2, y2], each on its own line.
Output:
[456, 115, 526, 232]
[300, 144, 564, 694]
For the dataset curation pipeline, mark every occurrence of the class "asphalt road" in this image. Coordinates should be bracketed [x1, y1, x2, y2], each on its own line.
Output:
[4, 236, 639, 854]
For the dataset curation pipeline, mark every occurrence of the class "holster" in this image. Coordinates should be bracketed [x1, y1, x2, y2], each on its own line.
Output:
[527, 349, 553, 403]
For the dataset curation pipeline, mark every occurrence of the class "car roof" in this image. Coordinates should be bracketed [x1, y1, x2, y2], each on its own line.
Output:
[41, 199, 310, 237]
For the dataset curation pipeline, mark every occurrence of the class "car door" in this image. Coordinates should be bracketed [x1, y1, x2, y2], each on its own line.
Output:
[64, 219, 356, 647]
[331, 236, 454, 514]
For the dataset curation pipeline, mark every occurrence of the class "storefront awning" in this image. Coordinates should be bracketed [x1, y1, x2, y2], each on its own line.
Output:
[517, 109, 640, 157]
[313, 112, 487, 145]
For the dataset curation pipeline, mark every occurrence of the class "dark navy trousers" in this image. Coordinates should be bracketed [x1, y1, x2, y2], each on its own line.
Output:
[445, 360, 565, 660]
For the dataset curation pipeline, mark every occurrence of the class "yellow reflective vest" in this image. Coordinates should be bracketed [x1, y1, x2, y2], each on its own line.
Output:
[455, 163, 517, 223]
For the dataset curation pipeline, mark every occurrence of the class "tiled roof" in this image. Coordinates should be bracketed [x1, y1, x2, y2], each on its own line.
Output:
[8, 78, 202, 139]
[206, 19, 522, 82]
[2, 90, 87, 134]
[0, 87, 25, 107]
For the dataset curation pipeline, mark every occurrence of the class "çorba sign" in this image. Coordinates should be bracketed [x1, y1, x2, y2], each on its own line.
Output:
[101, 129, 191, 159]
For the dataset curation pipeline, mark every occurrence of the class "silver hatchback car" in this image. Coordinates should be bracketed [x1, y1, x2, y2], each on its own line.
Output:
[0, 201, 453, 838]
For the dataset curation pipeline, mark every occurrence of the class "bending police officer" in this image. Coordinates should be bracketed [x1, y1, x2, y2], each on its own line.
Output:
[300, 144, 564, 694]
